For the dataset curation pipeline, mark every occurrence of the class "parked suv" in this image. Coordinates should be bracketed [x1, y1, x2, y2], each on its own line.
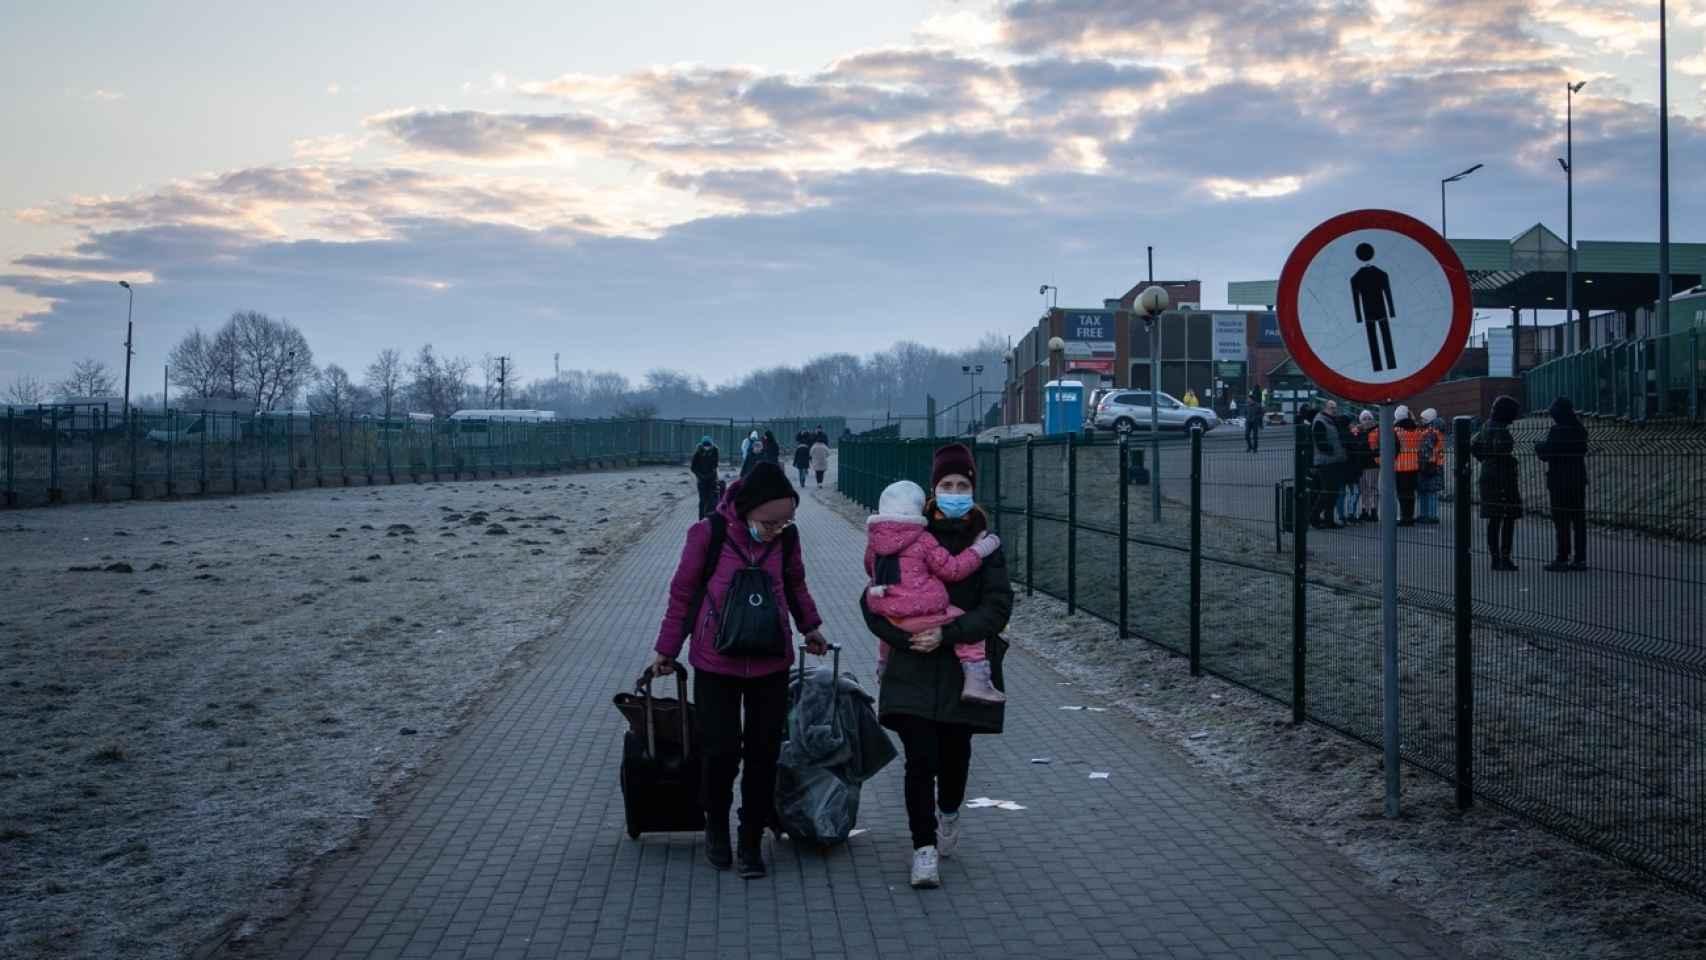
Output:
[1093, 390, 1220, 434]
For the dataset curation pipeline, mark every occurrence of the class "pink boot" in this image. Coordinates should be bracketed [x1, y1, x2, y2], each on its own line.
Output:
[960, 660, 1006, 704]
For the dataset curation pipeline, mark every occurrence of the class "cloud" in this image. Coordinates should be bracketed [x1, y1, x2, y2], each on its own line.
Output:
[367, 109, 617, 160]
[83, 89, 126, 102]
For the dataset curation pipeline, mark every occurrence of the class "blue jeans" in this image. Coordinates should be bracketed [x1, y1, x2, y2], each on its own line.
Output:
[1334, 485, 1349, 523]
[1344, 483, 1361, 518]
[1419, 491, 1439, 521]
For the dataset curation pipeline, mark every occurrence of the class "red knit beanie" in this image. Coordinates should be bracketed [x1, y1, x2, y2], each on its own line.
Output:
[930, 443, 976, 491]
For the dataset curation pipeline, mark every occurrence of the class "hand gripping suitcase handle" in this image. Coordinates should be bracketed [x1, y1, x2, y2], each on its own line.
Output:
[636, 663, 692, 761]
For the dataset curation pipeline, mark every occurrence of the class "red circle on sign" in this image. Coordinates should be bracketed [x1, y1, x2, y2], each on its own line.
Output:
[1276, 209, 1471, 404]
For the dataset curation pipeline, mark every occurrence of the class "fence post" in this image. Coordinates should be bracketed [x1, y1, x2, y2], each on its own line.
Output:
[48, 406, 61, 503]
[1118, 434, 1130, 639]
[199, 411, 208, 494]
[1291, 422, 1310, 724]
[287, 413, 297, 489]
[1024, 436, 1034, 598]
[88, 408, 101, 502]
[1066, 433, 1077, 615]
[164, 410, 175, 496]
[990, 439, 1002, 537]
[430, 424, 440, 482]
[1189, 425, 1203, 676]
[3, 407, 13, 507]
[230, 414, 239, 493]
[1691, 329, 1700, 422]
[1452, 416, 1475, 810]
[129, 410, 140, 500]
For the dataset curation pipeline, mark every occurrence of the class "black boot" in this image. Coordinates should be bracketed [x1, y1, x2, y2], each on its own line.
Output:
[736, 824, 766, 879]
[704, 818, 732, 870]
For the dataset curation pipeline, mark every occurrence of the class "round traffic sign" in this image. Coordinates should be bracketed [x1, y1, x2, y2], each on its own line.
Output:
[1276, 209, 1471, 404]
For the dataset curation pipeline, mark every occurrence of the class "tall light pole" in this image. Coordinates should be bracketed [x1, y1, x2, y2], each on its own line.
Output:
[1440, 163, 1483, 239]
[1658, 0, 1672, 336]
[1137, 284, 1169, 522]
[118, 280, 135, 419]
[1038, 284, 1058, 309]
[961, 363, 984, 434]
[1559, 81, 1587, 350]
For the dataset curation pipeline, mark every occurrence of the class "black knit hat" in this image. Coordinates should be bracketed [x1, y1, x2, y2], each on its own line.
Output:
[1491, 395, 1521, 423]
[732, 461, 799, 518]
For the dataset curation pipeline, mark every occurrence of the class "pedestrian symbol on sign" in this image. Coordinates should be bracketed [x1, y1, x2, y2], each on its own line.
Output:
[1350, 243, 1398, 372]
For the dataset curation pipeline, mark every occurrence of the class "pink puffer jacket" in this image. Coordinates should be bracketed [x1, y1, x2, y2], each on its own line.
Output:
[653, 478, 822, 678]
[863, 516, 986, 620]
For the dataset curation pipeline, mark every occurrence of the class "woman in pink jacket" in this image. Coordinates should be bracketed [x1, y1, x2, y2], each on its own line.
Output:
[652, 462, 827, 878]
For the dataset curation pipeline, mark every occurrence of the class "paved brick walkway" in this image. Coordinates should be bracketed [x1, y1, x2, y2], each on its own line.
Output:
[231, 482, 1464, 960]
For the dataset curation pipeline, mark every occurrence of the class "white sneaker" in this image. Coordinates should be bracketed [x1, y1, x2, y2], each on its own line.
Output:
[909, 845, 941, 889]
[936, 811, 961, 858]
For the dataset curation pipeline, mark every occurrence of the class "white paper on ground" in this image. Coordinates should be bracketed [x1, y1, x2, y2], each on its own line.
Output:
[1089, 772, 1110, 780]
[1058, 705, 1084, 711]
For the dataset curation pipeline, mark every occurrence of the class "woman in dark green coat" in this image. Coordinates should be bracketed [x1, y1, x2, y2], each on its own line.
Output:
[859, 443, 1012, 890]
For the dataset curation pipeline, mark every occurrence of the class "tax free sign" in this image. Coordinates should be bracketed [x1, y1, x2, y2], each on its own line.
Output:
[1066, 310, 1117, 356]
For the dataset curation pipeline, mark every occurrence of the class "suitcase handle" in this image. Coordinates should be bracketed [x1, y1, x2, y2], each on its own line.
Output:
[794, 643, 843, 740]
[636, 664, 692, 762]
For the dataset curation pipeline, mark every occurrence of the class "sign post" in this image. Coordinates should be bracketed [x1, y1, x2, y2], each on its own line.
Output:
[1276, 209, 1470, 818]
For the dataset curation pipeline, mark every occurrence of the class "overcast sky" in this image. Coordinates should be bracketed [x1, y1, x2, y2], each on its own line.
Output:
[3, 0, 1703, 393]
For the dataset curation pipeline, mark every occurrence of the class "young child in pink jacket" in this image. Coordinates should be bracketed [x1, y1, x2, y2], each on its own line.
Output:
[865, 480, 1005, 704]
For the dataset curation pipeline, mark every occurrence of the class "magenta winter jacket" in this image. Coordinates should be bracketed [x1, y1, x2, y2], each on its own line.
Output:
[863, 516, 986, 620]
[653, 479, 823, 678]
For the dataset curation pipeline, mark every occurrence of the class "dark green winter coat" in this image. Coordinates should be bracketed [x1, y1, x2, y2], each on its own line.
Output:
[860, 505, 1012, 735]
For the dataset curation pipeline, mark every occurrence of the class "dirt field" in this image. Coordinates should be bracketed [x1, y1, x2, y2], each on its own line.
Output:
[0, 468, 685, 959]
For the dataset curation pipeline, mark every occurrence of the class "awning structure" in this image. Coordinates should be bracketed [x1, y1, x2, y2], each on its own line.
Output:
[1229, 224, 1706, 313]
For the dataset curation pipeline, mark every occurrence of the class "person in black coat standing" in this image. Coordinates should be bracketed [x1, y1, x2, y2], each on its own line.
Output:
[690, 436, 721, 519]
[1471, 395, 1524, 571]
[1245, 386, 1264, 452]
[1535, 396, 1589, 571]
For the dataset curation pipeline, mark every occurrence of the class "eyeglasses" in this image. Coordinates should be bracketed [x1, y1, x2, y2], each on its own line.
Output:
[751, 518, 795, 533]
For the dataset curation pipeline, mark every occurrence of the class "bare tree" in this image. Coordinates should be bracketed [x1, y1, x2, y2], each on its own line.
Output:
[55, 358, 118, 399]
[167, 327, 234, 400]
[407, 344, 472, 417]
[4, 374, 46, 406]
[365, 348, 404, 419]
[226, 310, 314, 411]
[308, 364, 368, 417]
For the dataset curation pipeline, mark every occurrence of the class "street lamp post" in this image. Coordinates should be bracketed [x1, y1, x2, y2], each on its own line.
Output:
[961, 363, 984, 434]
[1038, 284, 1058, 310]
[118, 280, 134, 419]
[1440, 163, 1484, 239]
[1137, 285, 1170, 522]
[1560, 81, 1587, 350]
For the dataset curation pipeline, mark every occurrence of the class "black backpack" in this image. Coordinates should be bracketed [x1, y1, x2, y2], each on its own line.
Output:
[690, 515, 801, 658]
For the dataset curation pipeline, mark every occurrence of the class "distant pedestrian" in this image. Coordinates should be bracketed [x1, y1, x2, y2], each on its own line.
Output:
[651, 462, 827, 878]
[1393, 405, 1423, 526]
[1356, 411, 1379, 521]
[860, 443, 1011, 890]
[691, 435, 721, 519]
[810, 438, 830, 486]
[1472, 395, 1524, 571]
[1309, 401, 1346, 528]
[1333, 406, 1358, 524]
[1536, 396, 1588, 571]
[813, 425, 829, 445]
[1182, 388, 1200, 408]
[760, 430, 781, 466]
[1245, 387, 1264, 452]
[1344, 411, 1372, 523]
[739, 430, 762, 479]
[792, 438, 812, 487]
[1417, 409, 1446, 525]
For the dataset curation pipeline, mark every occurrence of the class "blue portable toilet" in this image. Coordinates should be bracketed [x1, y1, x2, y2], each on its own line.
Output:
[1042, 379, 1085, 436]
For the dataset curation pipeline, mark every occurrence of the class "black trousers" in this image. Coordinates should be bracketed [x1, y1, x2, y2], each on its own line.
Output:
[888, 716, 974, 850]
[1486, 517, 1516, 558]
[814, 469, 825, 485]
[696, 478, 718, 519]
[1550, 487, 1587, 562]
[1311, 463, 1341, 522]
[1246, 420, 1261, 451]
[1395, 471, 1419, 523]
[696, 670, 789, 837]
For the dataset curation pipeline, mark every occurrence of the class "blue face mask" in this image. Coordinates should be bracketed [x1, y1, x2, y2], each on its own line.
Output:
[936, 493, 974, 519]
[748, 523, 765, 542]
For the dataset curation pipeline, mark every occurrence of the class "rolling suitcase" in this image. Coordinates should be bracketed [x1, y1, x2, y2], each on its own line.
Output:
[613, 665, 703, 839]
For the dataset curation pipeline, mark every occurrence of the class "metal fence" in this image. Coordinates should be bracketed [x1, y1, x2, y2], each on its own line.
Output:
[1, 408, 845, 508]
[1525, 326, 1706, 421]
[841, 422, 1706, 897]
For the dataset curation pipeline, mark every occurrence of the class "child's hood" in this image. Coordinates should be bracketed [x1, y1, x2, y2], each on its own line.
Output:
[867, 517, 926, 555]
